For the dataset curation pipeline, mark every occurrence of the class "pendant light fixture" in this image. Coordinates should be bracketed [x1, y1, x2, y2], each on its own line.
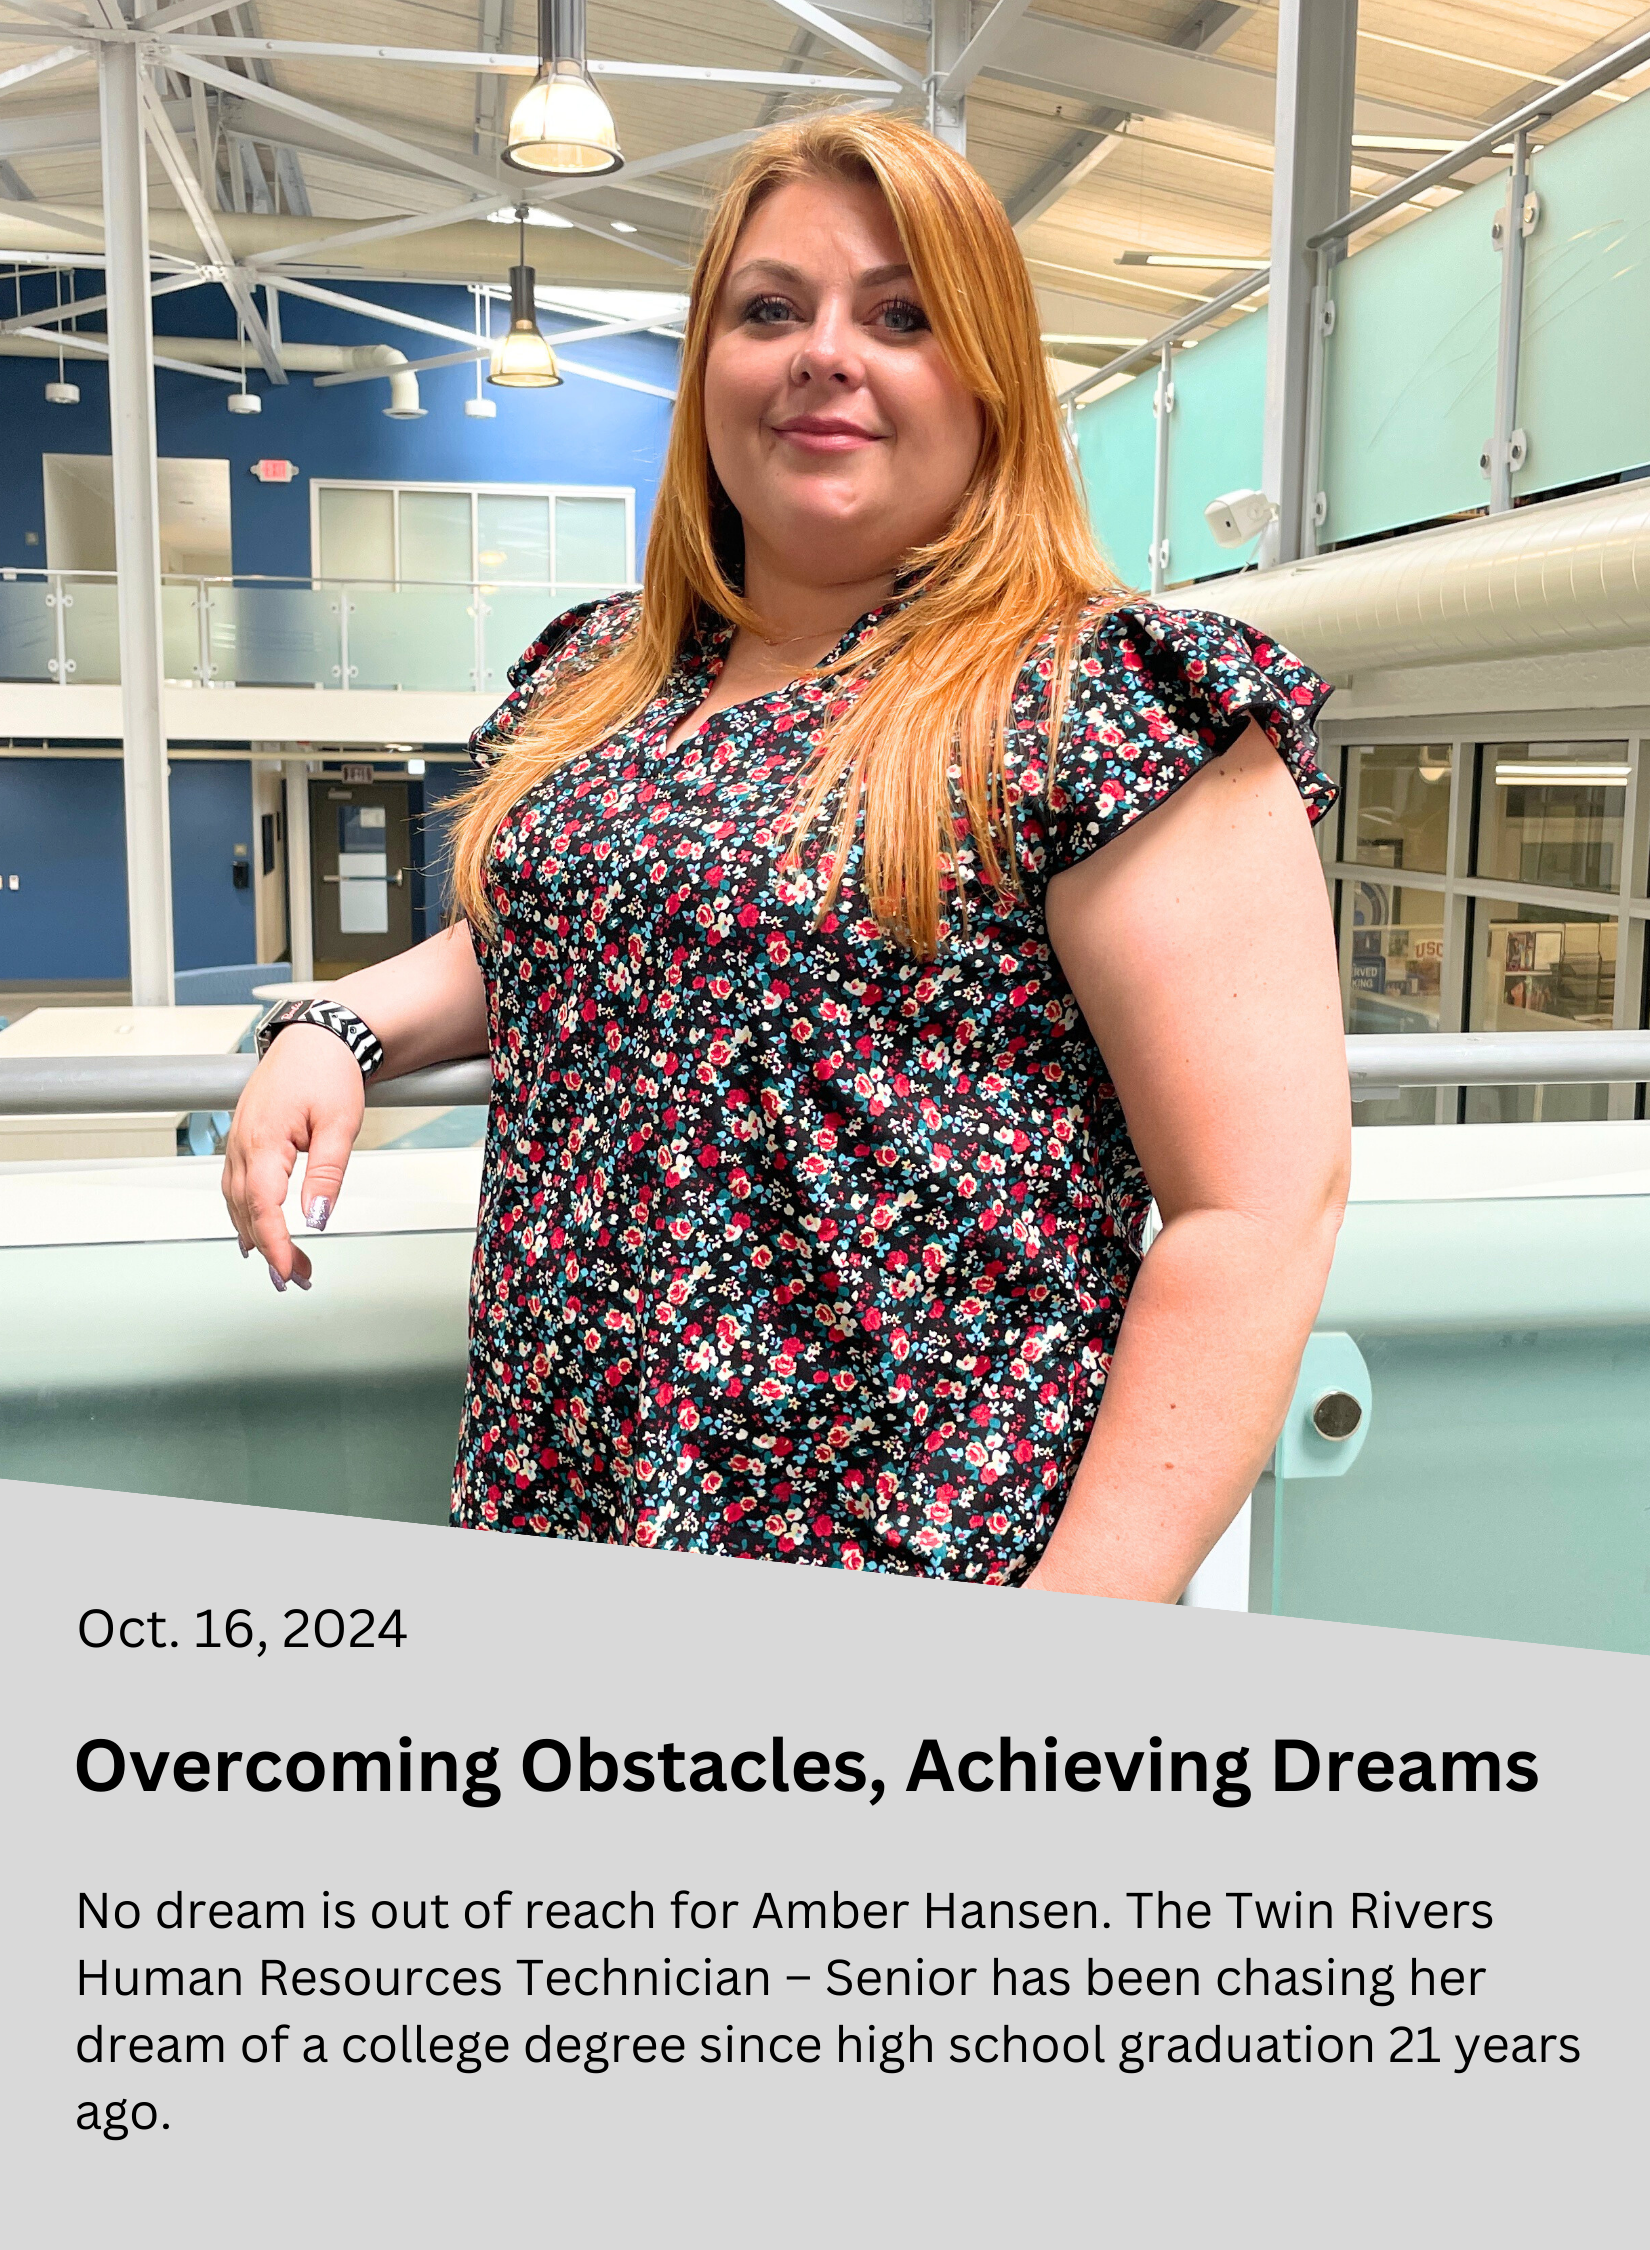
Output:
[504, 0, 622, 175]
[487, 209, 563, 389]
[44, 267, 79, 405]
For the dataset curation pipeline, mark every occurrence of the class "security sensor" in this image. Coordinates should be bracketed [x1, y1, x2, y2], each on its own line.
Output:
[227, 391, 261, 415]
[464, 397, 497, 418]
[44, 380, 79, 405]
[1204, 488, 1278, 547]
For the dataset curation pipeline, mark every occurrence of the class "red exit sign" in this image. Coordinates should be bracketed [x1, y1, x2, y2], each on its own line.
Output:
[249, 459, 300, 484]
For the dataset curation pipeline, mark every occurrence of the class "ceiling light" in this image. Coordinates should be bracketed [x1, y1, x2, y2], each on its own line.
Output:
[1494, 762, 1630, 786]
[227, 390, 261, 415]
[486, 204, 574, 229]
[1117, 251, 1265, 270]
[44, 379, 79, 405]
[487, 210, 563, 390]
[504, 0, 622, 176]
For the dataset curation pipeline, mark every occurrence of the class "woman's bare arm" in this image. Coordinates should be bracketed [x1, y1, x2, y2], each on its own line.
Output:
[221, 921, 489, 1288]
[1028, 721, 1350, 1600]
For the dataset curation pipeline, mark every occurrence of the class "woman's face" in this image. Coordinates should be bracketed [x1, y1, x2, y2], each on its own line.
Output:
[703, 173, 984, 593]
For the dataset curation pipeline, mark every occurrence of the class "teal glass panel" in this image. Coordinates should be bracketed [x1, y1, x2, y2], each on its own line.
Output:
[346, 587, 477, 691]
[161, 582, 200, 681]
[60, 576, 119, 684]
[1514, 89, 1650, 496]
[0, 578, 55, 680]
[1074, 367, 1156, 591]
[1163, 305, 1268, 582]
[1255, 1195, 1650, 1655]
[1320, 171, 1504, 543]
[482, 587, 557, 691]
[555, 494, 628, 586]
[212, 584, 342, 686]
[0, 1232, 469, 1525]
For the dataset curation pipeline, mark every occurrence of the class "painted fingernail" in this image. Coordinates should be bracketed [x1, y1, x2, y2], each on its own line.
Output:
[239, 1241, 251, 1260]
[268, 1267, 287, 1295]
[305, 1197, 331, 1232]
[291, 1273, 312, 1293]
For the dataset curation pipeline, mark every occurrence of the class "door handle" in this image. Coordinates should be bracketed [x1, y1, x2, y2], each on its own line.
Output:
[323, 869, 405, 885]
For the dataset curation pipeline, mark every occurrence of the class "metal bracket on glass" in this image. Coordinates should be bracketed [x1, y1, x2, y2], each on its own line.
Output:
[1317, 297, 1337, 338]
[1312, 491, 1329, 528]
[1274, 1331, 1372, 1482]
[1479, 428, 1529, 479]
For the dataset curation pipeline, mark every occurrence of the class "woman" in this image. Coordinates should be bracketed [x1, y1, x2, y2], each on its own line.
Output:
[225, 113, 1349, 1600]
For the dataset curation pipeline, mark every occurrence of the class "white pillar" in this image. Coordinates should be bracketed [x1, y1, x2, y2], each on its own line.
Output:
[98, 37, 174, 1006]
[928, 0, 968, 153]
[282, 757, 315, 981]
[1261, 0, 1358, 566]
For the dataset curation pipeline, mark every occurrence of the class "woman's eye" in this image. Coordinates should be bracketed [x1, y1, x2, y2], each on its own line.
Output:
[742, 295, 798, 326]
[876, 298, 929, 335]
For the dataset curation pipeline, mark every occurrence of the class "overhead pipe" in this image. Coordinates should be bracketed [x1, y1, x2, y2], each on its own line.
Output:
[0, 330, 426, 413]
[1174, 481, 1650, 680]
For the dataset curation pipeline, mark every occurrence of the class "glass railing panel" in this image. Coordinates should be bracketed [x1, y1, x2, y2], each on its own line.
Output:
[1514, 87, 1650, 499]
[480, 586, 558, 691]
[161, 582, 200, 682]
[210, 582, 343, 687]
[1320, 170, 1503, 543]
[1163, 303, 1268, 581]
[1272, 1192, 1650, 1654]
[0, 576, 55, 680]
[60, 576, 120, 685]
[1074, 364, 1158, 589]
[346, 586, 477, 691]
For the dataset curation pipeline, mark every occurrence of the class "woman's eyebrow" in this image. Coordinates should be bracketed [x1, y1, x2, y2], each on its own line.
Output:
[726, 258, 915, 289]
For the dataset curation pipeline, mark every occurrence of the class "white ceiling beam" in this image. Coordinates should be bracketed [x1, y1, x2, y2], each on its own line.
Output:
[987, 17, 1475, 142]
[258, 271, 483, 346]
[0, 95, 189, 155]
[138, 72, 286, 380]
[5, 322, 243, 378]
[153, 45, 509, 199]
[554, 355, 675, 399]
[0, 190, 102, 237]
[243, 124, 782, 271]
[162, 38, 899, 94]
[0, 40, 82, 90]
[936, 0, 1032, 101]
[0, 262, 205, 328]
[134, 0, 250, 28]
[759, 0, 925, 91]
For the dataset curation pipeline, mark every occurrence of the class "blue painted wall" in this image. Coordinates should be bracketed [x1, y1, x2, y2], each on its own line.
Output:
[0, 756, 256, 980]
[0, 276, 677, 578]
[0, 275, 676, 980]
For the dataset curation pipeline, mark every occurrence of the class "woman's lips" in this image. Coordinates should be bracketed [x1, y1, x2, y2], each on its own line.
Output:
[771, 417, 883, 451]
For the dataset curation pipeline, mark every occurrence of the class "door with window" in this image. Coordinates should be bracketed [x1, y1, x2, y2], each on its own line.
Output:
[310, 778, 413, 975]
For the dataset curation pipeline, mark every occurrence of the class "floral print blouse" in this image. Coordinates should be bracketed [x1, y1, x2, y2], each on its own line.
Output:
[452, 593, 1333, 1583]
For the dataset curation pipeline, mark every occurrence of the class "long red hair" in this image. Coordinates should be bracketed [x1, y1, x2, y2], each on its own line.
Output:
[449, 110, 1121, 957]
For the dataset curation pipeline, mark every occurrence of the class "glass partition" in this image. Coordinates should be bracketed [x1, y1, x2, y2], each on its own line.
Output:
[212, 583, 342, 686]
[1163, 305, 1268, 581]
[1349, 742, 1453, 873]
[0, 576, 55, 679]
[482, 588, 557, 690]
[1074, 366, 1157, 590]
[346, 587, 477, 692]
[1478, 741, 1628, 894]
[61, 576, 119, 684]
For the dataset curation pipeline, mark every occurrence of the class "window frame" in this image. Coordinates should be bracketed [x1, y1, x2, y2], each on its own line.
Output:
[1315, 714, 1650, 1123]
[308, 477, 637, 592]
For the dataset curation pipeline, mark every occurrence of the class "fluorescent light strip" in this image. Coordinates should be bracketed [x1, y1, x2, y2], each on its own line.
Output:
[1494, 763, 1630, 785]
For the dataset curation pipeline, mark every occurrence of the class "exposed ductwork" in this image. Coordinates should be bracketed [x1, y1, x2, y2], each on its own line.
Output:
[0, 331, 426, 415]
[1173, 481, 1650, 680]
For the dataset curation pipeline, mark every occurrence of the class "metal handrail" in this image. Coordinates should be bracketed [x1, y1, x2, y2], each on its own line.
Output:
[1, 1035, 1647, 1117]
[1062, 25, 1650, 413]
[1309, 27, 1650, 250]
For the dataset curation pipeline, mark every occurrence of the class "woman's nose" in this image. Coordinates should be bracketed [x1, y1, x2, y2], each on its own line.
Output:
[790, 301, 863, 386]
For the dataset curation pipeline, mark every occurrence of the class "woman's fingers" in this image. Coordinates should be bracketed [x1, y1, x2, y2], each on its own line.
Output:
[297, 1112, 356, 1235]
[242, 1137, 304, 1288]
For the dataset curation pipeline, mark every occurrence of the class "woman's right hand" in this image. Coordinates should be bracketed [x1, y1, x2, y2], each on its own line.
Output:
[221, 1024, 367, 1290]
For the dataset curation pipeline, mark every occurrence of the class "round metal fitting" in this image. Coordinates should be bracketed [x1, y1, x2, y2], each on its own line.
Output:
[1311, 1390, 1363, 1442]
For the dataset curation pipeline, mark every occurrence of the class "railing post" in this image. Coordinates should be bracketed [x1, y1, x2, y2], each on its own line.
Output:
[1486, 126, 1533, 515]
[1150, 341, 1173, 597]
[195, 577, 212, 685]
[49, 569, 67, 685]
[1300, 245, 1334, 557]
[282, 755, 315, 982]
[99, 37, 174, 1005]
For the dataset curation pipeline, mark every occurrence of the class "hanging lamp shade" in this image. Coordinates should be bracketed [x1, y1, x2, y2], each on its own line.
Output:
[505, 0, 622, 175]
[488, 254, 562, 389]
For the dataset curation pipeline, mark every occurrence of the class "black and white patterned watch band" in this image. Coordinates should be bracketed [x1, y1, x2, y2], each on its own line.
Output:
[255, 997, 385, 1080]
